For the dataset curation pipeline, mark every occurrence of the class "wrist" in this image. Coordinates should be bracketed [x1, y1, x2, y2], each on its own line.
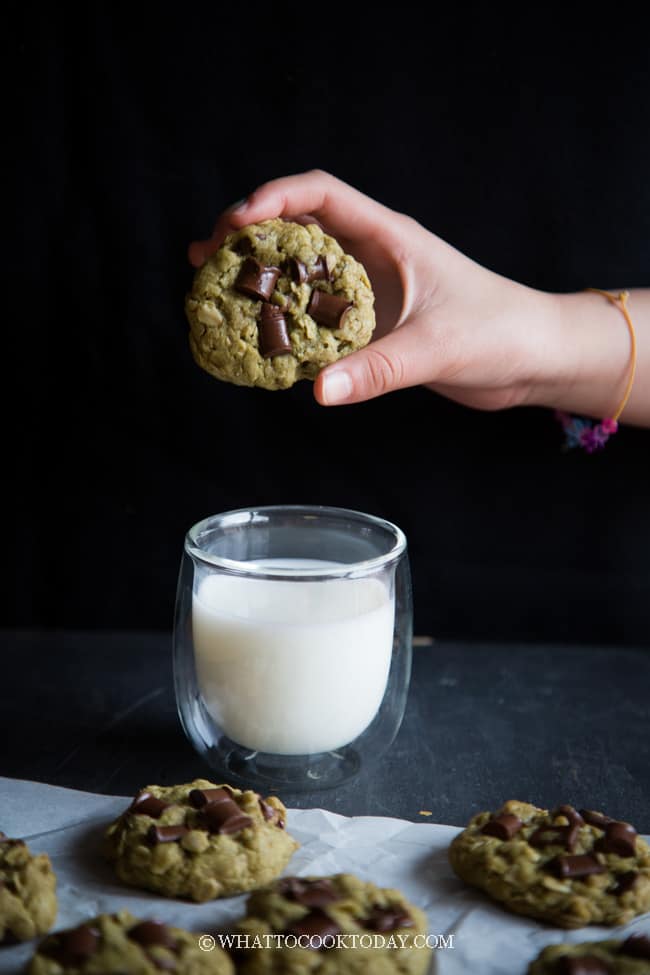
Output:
[524, 290, 634, 420]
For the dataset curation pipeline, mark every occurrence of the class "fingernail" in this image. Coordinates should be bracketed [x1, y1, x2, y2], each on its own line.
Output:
[321, 369, 353, 405]
[229, 197, 248, 214]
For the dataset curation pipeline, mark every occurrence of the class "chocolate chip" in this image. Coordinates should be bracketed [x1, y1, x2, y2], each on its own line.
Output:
[556, 957, 612, 975]
[128, 921, 176, 950]
[147, 825, 189, 845]
[529, 824, 579, 853]
[547, 854, 606, 879]
[554, 805, 585, 827]
[277, 877, 338, 908]
[481, 814, 523, 841]
[42, 924, 101, 965]
[235, 258, 280, 301]
[150, 955, 177, 971]
[285, 909, 340, 950]
[307, 256, 330, 282]
[259, 798, 275, 821]
[129, 791, 169, 819]
[202, 799, 253, 836]
[307, 289, 353, 329]
[233, 237, 254, 256]
[620, 935, 650, 959]
[613, 870, 638, 895]
[595, 821, 637, 857]
[189, 787, 233, 809]
[286, 257, 309, 283]
[579, 809, 613, 829]
[363, 907, 414, 932]
[259, 303, 292, 357]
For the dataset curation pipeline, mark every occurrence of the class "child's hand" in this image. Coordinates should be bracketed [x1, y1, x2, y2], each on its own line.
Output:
[189, 170, 644, 425]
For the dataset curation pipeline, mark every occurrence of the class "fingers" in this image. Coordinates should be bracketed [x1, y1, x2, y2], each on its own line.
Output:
[314, 322, 444, 406]
[188, 170, 398, 267]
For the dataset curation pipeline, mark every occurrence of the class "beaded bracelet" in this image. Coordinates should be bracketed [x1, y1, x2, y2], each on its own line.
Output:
[555, 289, 637, 453]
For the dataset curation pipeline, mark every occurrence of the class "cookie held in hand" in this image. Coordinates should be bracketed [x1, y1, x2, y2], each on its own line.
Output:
[185, 219, 375, 390]
[104, 779, 298, 902]
[449, 800, 650, 928]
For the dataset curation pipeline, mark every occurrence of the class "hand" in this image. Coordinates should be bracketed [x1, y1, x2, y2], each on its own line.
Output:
[189, 170, 645, 425]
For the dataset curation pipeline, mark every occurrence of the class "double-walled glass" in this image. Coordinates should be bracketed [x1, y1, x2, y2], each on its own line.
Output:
[173, 505, 412, 791]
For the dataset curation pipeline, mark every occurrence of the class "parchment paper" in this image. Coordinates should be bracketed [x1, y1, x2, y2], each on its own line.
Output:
[0, 778, 648, 973]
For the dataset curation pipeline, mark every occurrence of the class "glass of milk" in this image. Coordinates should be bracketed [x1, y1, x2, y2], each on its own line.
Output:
[173, 505, 412, 791]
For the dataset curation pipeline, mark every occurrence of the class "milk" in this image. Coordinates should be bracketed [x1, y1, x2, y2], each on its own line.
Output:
[192, 560, 394, 755]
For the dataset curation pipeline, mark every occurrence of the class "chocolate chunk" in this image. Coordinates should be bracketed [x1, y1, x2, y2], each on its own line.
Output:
[189, 787, 233, 809]
[613, 870, 638, 895]
[147, 825, 189, 845]
[42, 925, 101, 965]
[287, 257, 309, 283]
[307, 289, 352, 329]
[557, 957, 612, 975]
[580, 809, 613, 829]
[259, 798, 275, 821]
[621, 935, 650, 959]
[554, 805, 585, 827]
[233, 237, 253, 256]
[150, 956, 177, 972]
[259, 303, 292, 357]
[481, 814, 523, 841]
[307, 256, 330, 282]
[285, 909, 340, 950]
[202, 799, 253, 835]
[363, 907, 414, 932]
[529, 824, 579, 853]
[130, 791, 169, 819]
[595, 821, 637, 857]
[278, 877, 338, 908]
[547, 854, 606, 879]
[235, 258, 280, 301]
[128, 921, 176, 950]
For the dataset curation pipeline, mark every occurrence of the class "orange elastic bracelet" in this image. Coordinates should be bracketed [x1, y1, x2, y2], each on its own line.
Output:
[555, 289, 637, 452]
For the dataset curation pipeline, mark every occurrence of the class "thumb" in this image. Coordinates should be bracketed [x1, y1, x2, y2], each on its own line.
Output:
[314, 323, 439, 405]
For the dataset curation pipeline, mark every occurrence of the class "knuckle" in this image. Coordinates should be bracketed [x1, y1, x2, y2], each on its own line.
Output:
[362, 348, 405, 396]
[307, 167, 332, 181]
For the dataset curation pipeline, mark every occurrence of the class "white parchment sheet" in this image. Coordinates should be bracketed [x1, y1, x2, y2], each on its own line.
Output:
[0, 778, 648, 973]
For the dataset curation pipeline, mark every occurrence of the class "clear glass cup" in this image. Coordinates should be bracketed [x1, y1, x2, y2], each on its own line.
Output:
[173, 505, 412, 791]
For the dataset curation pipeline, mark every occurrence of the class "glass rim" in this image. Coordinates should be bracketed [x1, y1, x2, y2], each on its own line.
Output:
[185, 504, 407, 579]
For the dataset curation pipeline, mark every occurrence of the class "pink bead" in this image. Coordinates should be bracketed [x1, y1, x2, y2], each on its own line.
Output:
[601, 418, 618, 434]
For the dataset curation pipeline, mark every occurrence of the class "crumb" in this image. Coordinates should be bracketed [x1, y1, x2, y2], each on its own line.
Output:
[419, 810, 432, 817]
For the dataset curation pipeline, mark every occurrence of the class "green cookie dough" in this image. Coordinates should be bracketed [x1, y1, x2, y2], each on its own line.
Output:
[528, 936, 650, 974]
[104, 779, 298, 902]
[0, 834, 57, 943]
[185, 219, 375, 390]
[233, 873, 431, 974]
[28, 909, 234, 974]
[449, 800, 650, 928]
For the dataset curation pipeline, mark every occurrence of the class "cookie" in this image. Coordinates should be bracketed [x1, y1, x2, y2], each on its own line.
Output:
[527, 934, 650, 974]
[185, 219, 375, 390]
[0, 832, 57, 944]
[104, 779, 298, 902]
[232, 873, 431, 974]
[449, 801, 650, 928]
[28, 909, 234, 974]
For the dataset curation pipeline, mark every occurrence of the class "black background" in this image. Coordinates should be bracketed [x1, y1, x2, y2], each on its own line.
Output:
[6, 9, 650, 645]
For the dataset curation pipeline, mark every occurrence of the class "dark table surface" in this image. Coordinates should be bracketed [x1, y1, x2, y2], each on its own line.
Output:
[1, 630, 648, 830]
